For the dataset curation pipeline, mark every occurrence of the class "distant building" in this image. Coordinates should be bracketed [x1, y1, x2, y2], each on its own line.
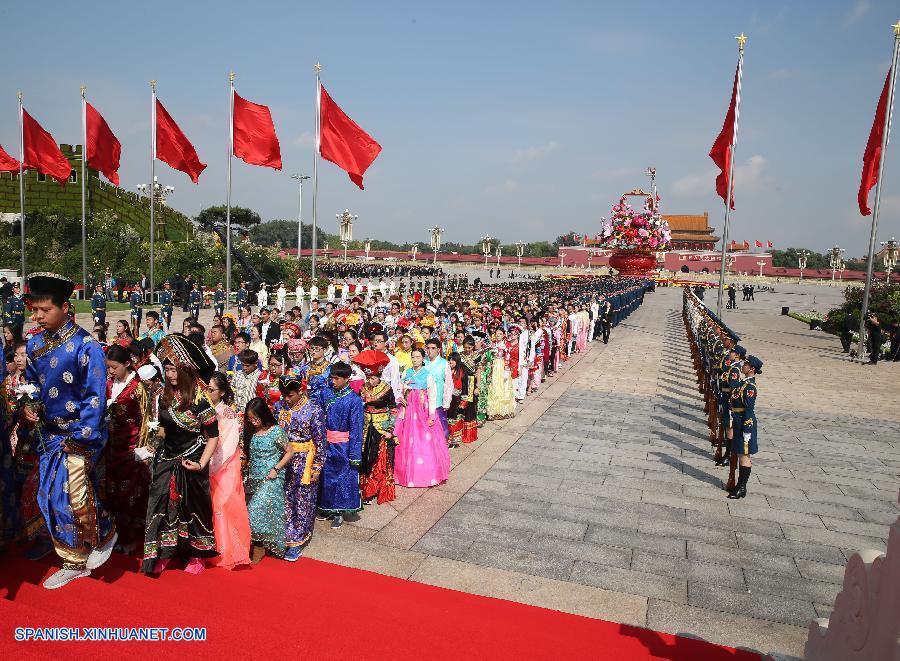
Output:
[663, 213, 719, 250]
[0, 144, 191, 241]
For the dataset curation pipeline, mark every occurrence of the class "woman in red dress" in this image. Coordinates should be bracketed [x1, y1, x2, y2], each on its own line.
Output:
[104, 344, 152, 554]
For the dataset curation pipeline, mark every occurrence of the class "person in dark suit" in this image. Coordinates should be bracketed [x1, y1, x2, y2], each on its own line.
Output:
[257, 308, 281, 348]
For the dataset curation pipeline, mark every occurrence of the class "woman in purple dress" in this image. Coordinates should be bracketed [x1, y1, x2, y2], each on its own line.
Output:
[276, 376, 326, 561]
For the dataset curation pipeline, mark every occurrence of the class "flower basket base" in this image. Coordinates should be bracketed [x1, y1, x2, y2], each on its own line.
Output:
[609, 250, 657, 276]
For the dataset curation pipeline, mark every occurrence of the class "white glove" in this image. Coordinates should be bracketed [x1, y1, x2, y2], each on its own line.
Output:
[743, 432, 751, 443]
[134, 447, 154, 461]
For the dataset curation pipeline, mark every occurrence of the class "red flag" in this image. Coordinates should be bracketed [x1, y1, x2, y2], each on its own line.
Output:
[858, 69, 892, 216]
[22, 109, 71, 185]
[318, 84, 381, 190]
[86, 102, 122, 186]
[709, 61, 741, 209]
[767, 241, 773, 248]
[155, 99, 206, 183]
[0, 144, 19, 172]
[233, 91, 282, 170]
[755, 240, 762, 248]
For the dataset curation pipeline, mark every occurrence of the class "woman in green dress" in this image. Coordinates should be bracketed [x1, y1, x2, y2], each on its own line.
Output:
[475, 332, 492, 427]
[243, 397, 293, 562]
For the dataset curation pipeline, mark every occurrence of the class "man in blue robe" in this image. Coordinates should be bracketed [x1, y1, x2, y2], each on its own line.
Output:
[317, 362, 363, 529]
[20, 273, 116, 589]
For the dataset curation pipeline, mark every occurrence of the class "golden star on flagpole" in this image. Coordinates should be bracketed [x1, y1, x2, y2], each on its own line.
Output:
[892, 20, 900, 36]
[150, 79, 156, 92]
[315, 62, 322, 75]
[229, 71, 235, 82]
[80, 85, 86, 98]
[736, 32, 748, 50]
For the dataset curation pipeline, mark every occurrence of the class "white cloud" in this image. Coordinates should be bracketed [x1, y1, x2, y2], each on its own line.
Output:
[484, 179, 520, 195]
[671, 155, 771, 197]
[293, 132, 315, 148]
[843, 0, 870, 27]
[506, 141, 560, 163]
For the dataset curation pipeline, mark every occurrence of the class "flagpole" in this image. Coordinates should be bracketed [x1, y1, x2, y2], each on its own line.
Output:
[226, 71, 234, 310]
[857, 21, 900, 361]
[312, 62, 321, 281]
[716, 33, 746, 318]
[17, 92, 25, 280]
[81, 86, 88, 302]
[150, 80, 156, 307]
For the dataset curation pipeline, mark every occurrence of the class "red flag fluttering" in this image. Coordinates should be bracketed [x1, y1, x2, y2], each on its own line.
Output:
[858, 69, 892, 216]
[755, 240, 762, 248]
[22, 109, 71, 184]
[86, 102, 122, 186]
[709, 62, 741, 209]
[0, 144, 19, 172]
[767, 241, 773, 248]
[319, 84, 381, 190]
[233, 91, 282, 170]
[156, 99, 206, 183]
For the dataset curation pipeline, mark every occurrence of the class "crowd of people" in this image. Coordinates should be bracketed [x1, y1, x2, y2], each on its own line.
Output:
[0, 269, 650, 590]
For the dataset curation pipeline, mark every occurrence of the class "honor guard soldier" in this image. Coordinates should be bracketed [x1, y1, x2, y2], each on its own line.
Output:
[213, 283, 226, 317]
[715, 344, 746, 466]
[159, 282, 174, 330]
[90, 284, 107, 326]
[188, 283, 202, 319]
[129, 286, 144, 331]
[236, 281, 249, 314]
[4, 281, 25, 338]
[728, 355, 762, 499]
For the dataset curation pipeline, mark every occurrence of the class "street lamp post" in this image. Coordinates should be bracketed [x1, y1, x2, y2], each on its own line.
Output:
[828, 246, 845, 284]
[480, 235, 494, 267]
[756, 261, 765, 277]
[136, 176, 174, 304]
[839, 262, 846, 281]
[429, 226, 444, 265]
[495, 244, 502, 268]
[881, 237, 899, 281]
[410, 243, 418, 262]
[515, 240, 525, 269]
[364, 240, 371, 261]
[798, 250, 808, 282]
[336, 209, 357, 262]
[291, 174, 310, 261]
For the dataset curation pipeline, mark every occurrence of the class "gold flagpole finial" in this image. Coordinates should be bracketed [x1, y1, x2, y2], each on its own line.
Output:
[229, 71, 235, 82]
[80, 85, 86, 98]
[16, 91, 22, 101]
[315, 62, 322, 75]
[892, 20, 900, 36]
[736, 33, 748, 50]
[150, 79, 157, 92]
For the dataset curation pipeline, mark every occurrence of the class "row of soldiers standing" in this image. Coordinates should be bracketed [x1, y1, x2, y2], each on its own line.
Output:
[683, 289, 764, 500]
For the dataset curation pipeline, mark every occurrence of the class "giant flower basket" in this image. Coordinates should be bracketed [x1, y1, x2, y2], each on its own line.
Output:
[599, 196, 671, 276]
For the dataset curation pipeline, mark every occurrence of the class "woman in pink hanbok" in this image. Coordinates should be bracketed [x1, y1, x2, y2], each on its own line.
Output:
[394, 348, 450, 488]
[206, 373, 251, 569]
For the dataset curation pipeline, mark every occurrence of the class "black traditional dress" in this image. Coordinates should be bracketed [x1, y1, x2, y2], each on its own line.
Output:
[142, 392, 219, 571]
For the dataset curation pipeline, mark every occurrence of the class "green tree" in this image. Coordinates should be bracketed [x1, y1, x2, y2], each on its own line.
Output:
[196, 205, 262, 229]
[770, 248, 830, 269]
[554, 232, 580, 247]
[249, 220, 335, 249]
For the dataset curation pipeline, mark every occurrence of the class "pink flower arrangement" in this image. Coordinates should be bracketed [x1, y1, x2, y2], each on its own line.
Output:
[599, 196, 672, 251]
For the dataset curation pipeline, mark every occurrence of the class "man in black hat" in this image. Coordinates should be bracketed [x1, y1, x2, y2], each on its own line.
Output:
[728, 355, 762, 499]
[19, 273, 116, 589]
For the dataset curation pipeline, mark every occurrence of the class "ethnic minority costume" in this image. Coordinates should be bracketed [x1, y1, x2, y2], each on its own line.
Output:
[476, 346, 493, 426]
[394, 367, 450, 488]
[299, 358, 335, 409]
[26, 317, 114, 570]
[245, 426, 289, 557]
[208, 401, 251, 569]
[104, 372, 152, 550]
[317, 386, 364, 516]
[277, 395, 326, 548]
[0, 358, 18, 548]
[448, 357, 478, 444]
[142, 334, 219, 572]
[487, 340, 516, 420]
[359, 380, 397, 504]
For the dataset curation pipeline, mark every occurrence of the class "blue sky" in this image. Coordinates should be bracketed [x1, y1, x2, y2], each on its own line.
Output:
[2, 0, 898, 256]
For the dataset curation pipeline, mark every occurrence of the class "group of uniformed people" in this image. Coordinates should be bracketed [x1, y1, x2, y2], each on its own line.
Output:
[683, 289, 763, 499]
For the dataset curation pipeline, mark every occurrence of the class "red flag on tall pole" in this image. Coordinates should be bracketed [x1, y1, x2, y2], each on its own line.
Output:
[858, 69, 892, 216]
[755, 240, 762, 248]
[318, 84, 381, 190]
[233, 91, 282, 169]
[767, 241, 773, 248]
[0, 144, 19, 172]
[155, 99, 206, 183]
[22, 109, 71, 184]
[709, 60, 742, 209]
[86, 102, 122, 185]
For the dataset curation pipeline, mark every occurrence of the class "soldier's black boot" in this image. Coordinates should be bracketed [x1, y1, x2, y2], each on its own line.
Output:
[715, 450, 730, 467]
[728, 466, 750, 499]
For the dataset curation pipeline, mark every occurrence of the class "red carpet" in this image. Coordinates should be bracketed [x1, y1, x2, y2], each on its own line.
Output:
[1, 551, 760, 660]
